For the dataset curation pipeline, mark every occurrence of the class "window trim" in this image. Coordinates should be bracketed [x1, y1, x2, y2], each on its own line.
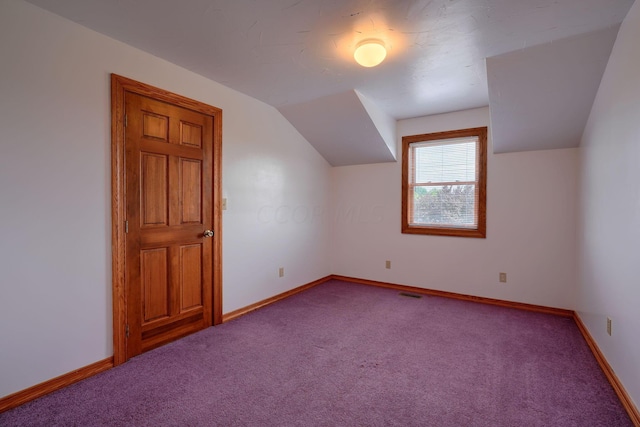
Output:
[401, 127, 487, 238]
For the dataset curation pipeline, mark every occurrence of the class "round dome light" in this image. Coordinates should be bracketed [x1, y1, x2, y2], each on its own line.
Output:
[354, 39, 387, 67]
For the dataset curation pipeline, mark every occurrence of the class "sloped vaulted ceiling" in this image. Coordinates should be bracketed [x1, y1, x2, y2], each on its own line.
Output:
[278, 90, 397, 166]
[24, 0, 635, 163]
[487, 26, 621, 153]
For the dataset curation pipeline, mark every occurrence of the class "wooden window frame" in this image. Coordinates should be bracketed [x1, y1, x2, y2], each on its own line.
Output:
[402, 127, 487, 238]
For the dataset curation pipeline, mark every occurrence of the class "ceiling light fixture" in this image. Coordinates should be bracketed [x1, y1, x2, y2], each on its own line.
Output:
[354, 39, 387, 67]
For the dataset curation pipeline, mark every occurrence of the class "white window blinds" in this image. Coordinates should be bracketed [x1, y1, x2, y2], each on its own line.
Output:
[409, 136, 479, 228]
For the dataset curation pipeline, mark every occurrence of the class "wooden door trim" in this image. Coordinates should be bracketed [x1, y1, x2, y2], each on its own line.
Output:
[111, 74, 223, 366]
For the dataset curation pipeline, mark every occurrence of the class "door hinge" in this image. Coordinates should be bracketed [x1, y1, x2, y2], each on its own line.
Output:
[125, 220, 129, 234]
[125, 324, 130, 338]
[124, 114, 128, 127]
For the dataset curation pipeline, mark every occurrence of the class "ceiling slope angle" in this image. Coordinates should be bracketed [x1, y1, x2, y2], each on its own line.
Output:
[22, 0, 634, 156]
[278, 90, 397, 167]
[487, 25, 621, 153]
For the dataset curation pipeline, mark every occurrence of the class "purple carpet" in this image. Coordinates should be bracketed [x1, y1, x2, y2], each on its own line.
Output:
[1, 280, 632, 426]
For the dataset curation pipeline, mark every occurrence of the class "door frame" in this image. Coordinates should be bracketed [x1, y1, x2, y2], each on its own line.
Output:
[111, 74, 223, 365]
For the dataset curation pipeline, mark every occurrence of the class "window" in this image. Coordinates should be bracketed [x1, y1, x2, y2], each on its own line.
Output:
[402, 127, 487, 238]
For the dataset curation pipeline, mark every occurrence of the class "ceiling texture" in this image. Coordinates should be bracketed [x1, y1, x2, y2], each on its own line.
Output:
[25, 0, 635, 165]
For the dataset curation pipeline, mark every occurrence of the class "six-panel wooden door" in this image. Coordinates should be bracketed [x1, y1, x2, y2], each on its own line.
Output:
[124, 92, 214, 359]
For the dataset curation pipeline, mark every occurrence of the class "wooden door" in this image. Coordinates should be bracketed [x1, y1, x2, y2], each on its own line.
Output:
[123, 91, 214, 359]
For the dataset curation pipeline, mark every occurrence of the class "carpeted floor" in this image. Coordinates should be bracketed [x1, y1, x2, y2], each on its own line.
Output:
[0, 280, 632, 426]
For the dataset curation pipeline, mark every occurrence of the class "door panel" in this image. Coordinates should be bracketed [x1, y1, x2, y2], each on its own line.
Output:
[180, 244, 203, 311]
[142, 112, 169, 141]
[124, 91, 213, 359]
[141, 153, 168, 227]
[180, 121, 203, 147]
[180, 159, 202, 224]
[141, 248, 169, 322]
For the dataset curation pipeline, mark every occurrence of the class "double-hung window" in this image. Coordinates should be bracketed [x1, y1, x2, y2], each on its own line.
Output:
[402, 127, 487, 238]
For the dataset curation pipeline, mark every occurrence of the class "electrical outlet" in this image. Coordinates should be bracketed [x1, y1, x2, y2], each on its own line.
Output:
[385, 260, 391, 269]
[607, 317, 612, 336]
[499, 272, 507, 283]
[278, 267, 284, 278]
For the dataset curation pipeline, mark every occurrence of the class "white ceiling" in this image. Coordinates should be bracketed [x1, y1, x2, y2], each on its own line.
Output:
[25, 0, 634, 162]
[487, 25, 622, 153]
[279, 90, 397, 166]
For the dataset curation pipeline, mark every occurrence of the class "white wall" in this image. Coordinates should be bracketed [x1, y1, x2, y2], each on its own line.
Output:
[7, 0, 634, 406]
[331, 107, 578, 309]
[0, 0, 331, 398]
[577, 1, 640, 408]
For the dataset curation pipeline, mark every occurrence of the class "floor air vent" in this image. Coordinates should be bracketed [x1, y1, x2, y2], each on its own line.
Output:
[399, 292, 422, 299]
